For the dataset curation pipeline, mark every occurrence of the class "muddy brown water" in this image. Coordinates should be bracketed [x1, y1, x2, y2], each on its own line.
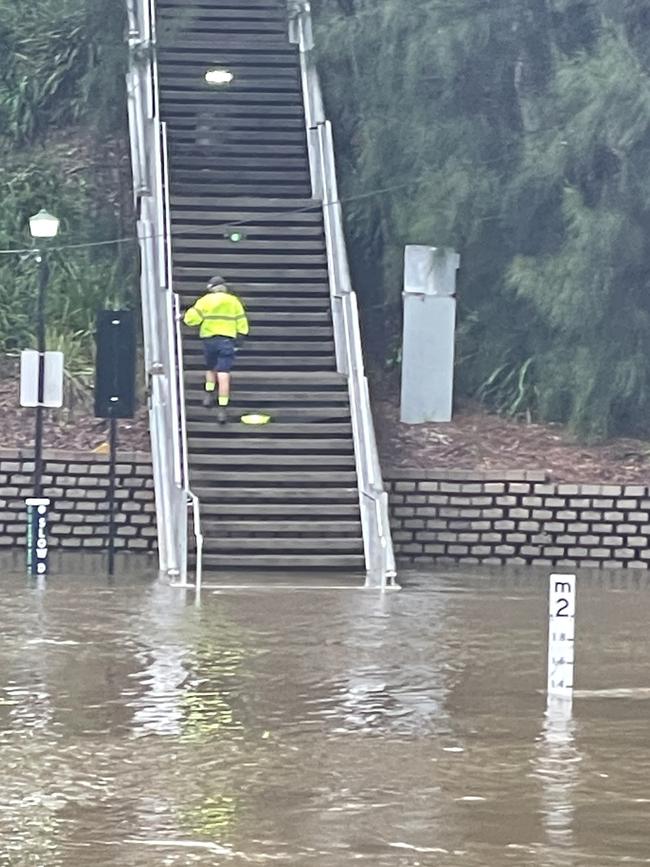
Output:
[1, 568, 650, 865]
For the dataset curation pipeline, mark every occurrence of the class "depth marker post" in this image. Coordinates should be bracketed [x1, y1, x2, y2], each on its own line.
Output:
[547, 573, 577, 707]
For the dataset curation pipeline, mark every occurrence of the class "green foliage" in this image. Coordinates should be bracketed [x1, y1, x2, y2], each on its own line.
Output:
[0, 0, 128, 146]
[0, 0, 136, 402]
[314, 0, 650, 439]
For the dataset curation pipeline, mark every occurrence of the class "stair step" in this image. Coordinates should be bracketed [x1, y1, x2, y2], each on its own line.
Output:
[201, 537, 363, 554]
[198, 502, 360, 518]
[200, 553, 366, 570]
[187, 422, 352, 435]
[202, 520, 362, 535]
[173, 238, 325, 252]
[188, 468, 358, 483]
[191, 486, 359, 502]
[187, 437, 354, 453]
[188, 453, 356, 468]
[174, 268, 329, 282]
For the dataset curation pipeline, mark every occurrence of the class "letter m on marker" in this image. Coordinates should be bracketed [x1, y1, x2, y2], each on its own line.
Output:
[555, 581, 572, 593]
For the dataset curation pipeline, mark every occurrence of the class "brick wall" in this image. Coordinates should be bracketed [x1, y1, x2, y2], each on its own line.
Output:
[385, 469, 650, 570]
[4, 451, 649, 571]
[0, 449, 156, 554]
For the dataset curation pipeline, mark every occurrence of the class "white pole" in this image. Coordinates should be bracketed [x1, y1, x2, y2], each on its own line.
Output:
[547, 574, 577, 705]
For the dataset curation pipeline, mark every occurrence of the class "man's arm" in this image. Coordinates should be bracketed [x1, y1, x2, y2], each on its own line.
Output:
[183, 298, 204, 327]
[235, 298, 249, 336]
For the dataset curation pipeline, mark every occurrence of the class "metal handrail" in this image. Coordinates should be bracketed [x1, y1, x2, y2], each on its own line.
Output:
[291, 2, 397, 588]
[173, 294, 204, 586]
[125, 0, 196, 582]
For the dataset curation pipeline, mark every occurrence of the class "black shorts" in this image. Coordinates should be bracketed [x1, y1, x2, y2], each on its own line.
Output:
[202, 336, 237, 372]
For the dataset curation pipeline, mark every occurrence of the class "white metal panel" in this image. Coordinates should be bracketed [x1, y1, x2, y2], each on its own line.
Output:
[20, 350, 64, 408]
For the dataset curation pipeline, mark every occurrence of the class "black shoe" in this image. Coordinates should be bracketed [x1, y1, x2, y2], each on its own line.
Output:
[202, 393, 215, 408]
[217, 406, 228, 424]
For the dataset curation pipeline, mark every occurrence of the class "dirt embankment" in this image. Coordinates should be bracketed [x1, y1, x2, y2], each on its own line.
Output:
[3, 366, 650, 483]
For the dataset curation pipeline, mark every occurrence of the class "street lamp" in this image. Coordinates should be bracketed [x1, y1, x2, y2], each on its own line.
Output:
[29, 209, 59, 499]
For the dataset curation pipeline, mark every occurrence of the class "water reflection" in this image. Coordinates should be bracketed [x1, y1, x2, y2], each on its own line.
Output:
[0, 570, 649, 865]
[533, 698, 581, 864]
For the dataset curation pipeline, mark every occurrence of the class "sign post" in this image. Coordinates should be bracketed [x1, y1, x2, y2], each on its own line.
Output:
[547, 573, 577, 705]
[21, 350, 63, 579]
[26, 497, 50, 577]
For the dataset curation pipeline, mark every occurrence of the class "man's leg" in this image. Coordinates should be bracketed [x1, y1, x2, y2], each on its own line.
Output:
[202, 339, 218, 407]
[202, 369, 217, 407]
[216, 371, 230, 407]
[215, 339, 236, 423]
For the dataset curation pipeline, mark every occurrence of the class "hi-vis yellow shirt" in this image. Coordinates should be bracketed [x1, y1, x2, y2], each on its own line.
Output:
[183, 290, 249, 339]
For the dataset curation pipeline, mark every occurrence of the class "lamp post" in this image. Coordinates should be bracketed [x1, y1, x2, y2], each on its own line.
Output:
[28, 209, 60, 498]
[24, 210, 59, 579]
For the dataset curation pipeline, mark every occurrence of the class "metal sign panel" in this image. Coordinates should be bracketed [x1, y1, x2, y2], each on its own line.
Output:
[20, 350, 64, 408]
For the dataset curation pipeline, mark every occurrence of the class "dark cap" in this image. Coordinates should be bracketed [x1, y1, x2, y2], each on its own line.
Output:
[207, 274, 227, 290]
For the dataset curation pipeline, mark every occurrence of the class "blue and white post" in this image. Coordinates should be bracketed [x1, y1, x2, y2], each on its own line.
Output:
[547, 574, 577, 710]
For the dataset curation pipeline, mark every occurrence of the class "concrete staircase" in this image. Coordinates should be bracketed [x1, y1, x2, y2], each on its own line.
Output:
[156, 0, 366, 575]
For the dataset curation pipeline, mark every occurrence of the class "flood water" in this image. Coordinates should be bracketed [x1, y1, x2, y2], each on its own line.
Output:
[1, 568, 650, 865]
